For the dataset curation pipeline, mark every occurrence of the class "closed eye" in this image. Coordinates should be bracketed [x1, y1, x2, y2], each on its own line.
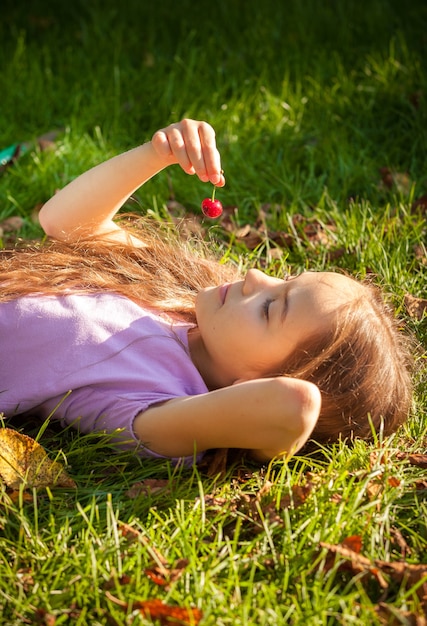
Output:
[262, 298, 274, 320]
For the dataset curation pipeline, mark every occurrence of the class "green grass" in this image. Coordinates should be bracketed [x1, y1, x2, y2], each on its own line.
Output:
[0, 1, 426, 624]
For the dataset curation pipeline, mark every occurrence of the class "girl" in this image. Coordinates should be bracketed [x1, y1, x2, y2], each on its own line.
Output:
[0, 120, 413, 464]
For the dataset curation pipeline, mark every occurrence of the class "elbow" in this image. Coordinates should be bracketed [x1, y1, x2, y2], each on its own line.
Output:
[279, 377, 322, 454]
[297, 379, 322, 442]
[39, 199, 72, 241]
[251, 378, 321, 463]
[38, 204, 58, 239]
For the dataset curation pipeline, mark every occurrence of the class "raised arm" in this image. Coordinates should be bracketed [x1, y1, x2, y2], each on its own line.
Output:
[39, 119, 225, 245]
[133, 377, 322, 462]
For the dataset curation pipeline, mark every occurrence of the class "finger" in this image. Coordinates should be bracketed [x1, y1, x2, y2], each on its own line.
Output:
[178, 120, 210, 182]
[151, 129, 174, 158]
[216, 170, 226, 188]
[152, 121, 225, 185]
[152, 125, 196, 175]
[166, 124, 205, 176]
[174, 120, 222, 185]
[197, 122, 223, 185]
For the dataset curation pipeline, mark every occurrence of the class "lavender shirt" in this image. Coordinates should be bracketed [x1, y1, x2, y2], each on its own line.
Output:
[0, 293, 208, 464]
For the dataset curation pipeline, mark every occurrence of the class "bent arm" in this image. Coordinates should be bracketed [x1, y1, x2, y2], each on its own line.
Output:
[39, 143, 166, 244]
[133, 377, 322, 462]
[39, 119, 225, 244]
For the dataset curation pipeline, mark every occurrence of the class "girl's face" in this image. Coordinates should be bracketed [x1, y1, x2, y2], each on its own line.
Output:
[190, 269, 363, 389]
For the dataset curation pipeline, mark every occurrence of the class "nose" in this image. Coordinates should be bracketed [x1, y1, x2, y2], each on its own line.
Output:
[242, 268, 270, 295]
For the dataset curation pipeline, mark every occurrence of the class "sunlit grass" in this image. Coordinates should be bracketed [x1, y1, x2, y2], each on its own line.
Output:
[0, 0, 426, 624]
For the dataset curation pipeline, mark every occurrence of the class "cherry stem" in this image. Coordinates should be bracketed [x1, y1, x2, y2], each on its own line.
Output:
[211, 186, 216, 201]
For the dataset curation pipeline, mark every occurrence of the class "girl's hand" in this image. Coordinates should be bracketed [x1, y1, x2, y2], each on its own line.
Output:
[151, 119, 225, 187]
[39, 119, 225, 245]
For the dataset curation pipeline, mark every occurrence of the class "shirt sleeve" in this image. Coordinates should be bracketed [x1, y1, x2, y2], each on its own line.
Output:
[36, 386, 205, 466]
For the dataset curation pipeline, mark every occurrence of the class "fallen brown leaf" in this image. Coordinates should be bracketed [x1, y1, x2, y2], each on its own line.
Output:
[396, 452, 427, 469]
[414, 244, 427, 265]
[235, 224, 264, 249]
[0, 428, 75, 489]
[370, 449, 389, 467]
[103, 574, 132, 591]
[16, 567, 35, 592]
[342, 535, 363, 553]
[145, 558, 189, 588]
[279, 482, 315, 510]
[105, 593, 202, 625]
[32, 608, 57, 625]
[376, 602, 427, 625]
[377, 560, 427, 591]
[136, 598, 202, 625]
[303, 221, 334, 248]
[198, 447, 229, 479]
[268, 230, 294, 248]
[118, 522, 141, 543]
[125, 478, 170, 498]
[404, 295, 427, 321]
[366, 480, 383, 500]
[201, 494, 230, 510]
[320, 540, 389, 589]
[411, 194, 427, 213]
[7, 490, 34, 504]
[379, 167, 413, 195]
[320, 540, 427, 600]
[237, 480, 313, 529]
[118, 522, 170, 573]
[0, 216, 24, 232]
[390, 527, 412, 559]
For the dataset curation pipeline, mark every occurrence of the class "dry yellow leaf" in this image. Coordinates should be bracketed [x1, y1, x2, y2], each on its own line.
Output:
[404, 294, 427, 321]
[0, 427, 76, 489]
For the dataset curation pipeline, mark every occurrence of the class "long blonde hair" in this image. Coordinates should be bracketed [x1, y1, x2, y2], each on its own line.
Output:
[0, 219, 239, 318]
[0, 217, 414, 445]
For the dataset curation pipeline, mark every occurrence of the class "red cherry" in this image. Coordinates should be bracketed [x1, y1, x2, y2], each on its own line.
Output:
[201, 197, 223, 218]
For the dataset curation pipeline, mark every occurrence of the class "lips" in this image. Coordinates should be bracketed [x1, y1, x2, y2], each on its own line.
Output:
[219, 283, 230, 304]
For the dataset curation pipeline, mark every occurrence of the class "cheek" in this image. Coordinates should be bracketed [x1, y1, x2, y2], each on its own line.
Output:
[194, 291, 212, 326]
